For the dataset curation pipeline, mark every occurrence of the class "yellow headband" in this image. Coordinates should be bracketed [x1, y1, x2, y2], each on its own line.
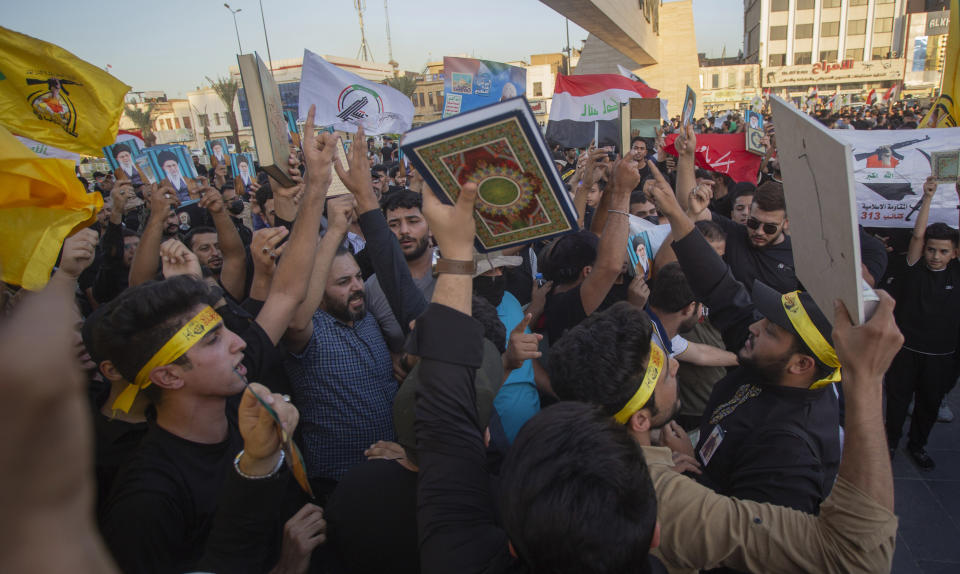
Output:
[112, 306, 223, 413]
[780, 292, 841, 389]
[614, 342, 666, 424]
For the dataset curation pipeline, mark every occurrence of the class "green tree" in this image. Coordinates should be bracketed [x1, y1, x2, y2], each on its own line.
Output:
[206, 76, 241, 150]
[383, 74, 418, 97]
[123, 103, 156, 147]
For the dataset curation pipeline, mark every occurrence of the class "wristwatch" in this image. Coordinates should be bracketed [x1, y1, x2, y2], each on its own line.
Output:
[432, 257, 476, 277]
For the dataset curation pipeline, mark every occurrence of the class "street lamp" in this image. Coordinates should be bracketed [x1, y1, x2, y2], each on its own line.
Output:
[259, 0, 275, 76]
[224, 3, 243, 54]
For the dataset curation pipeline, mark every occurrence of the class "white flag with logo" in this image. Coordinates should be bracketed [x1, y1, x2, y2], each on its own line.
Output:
[298, 50, 414, 134]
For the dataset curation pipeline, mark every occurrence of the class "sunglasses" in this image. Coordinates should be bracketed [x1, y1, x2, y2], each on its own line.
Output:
[745, 217, 781, 235]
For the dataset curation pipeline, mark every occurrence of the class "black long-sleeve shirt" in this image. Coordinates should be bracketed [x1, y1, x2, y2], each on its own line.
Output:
[92, 221, 129, 303]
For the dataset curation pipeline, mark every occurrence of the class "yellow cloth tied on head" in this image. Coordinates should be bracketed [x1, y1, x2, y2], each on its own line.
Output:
[112, 306, 222, 413]
[614, 342, 666, 424]
[781, 291, 842, 389]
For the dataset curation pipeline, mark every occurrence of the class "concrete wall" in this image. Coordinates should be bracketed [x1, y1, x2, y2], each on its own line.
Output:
[541, 0, 660, 65]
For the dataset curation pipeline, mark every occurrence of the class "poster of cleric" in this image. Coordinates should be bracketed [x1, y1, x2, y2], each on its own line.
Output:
[442, 56, 526, 118]
[834, 127, 960, 228]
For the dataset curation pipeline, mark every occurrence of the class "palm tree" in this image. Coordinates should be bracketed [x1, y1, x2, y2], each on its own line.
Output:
[206, 76, 241, 150]
[124, 103, 156, 147]
[383, 74, 418, 98]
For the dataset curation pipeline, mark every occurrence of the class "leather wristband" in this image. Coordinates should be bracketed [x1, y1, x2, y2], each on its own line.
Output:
[433, 257, 476, 277]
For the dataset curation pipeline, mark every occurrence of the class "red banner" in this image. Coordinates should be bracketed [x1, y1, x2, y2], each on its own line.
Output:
[663, 133, 761, 184]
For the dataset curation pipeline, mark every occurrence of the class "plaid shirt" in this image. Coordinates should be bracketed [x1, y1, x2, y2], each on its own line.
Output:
[285, 309, 396, 482]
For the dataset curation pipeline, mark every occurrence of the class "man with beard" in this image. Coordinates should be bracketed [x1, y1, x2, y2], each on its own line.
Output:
[112, 143, 147, 186]
[284, 213, 397, 498]
[363, 190, 436, 353]
[647, 160, 842, 514]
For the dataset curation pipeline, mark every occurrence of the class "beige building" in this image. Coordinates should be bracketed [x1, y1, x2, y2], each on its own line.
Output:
[412, 61, 444, 126]
[699, 56, 762, 112]
[569, 0, 701, 118]
[902, 6, 952, 97]
[745, 0, 908, 101]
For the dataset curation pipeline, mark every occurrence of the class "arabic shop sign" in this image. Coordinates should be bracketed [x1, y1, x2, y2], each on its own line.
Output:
[763, 59, 904, 87]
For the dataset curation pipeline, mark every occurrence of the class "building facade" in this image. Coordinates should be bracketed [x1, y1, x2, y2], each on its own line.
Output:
[699, 55, 762, 111]
[412, 62, 444, 126]
[903, 5, 952, 96]
[745, 0, 909, 101]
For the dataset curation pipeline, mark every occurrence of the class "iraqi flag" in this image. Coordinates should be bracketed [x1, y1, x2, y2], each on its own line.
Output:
[882, 84, 900, 103]
[545, 74, 658, 149]
[662, 133, 761, 184]
[865, 89, 877, 106]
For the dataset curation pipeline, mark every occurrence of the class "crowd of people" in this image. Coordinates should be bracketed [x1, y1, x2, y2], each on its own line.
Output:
[3, 95, 958, 574]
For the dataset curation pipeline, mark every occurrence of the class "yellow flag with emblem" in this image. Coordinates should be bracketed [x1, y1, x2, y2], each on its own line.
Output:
[921, 0, 959, 128]
[0, 26, 130, 156]
[0, 124, 102, 290]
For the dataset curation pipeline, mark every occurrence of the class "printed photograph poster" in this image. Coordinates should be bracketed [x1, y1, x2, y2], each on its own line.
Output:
[103, 139, 143, 171]
[832, 127, 960, 228]
[442, 56, 526, 117]
[205, 138, 231, 167]
[231, 152, 257, 185]
[145, 145, 198, 197]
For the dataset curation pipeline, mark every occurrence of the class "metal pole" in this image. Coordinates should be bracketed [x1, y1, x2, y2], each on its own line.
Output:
[565, 18, 571, 75]
[259, 0, 274, 75]
[225, 4, 243, 54]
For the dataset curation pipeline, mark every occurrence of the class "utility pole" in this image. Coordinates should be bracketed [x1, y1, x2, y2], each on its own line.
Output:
[259, 0, 274, 76]
[564, 18, 572, 75]
[355, 0, 372, 62]
[384, 0, 398, 76]
[224, 4, 243, 54]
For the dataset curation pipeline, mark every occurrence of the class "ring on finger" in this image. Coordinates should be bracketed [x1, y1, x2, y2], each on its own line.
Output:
[281, 394, 291, 403]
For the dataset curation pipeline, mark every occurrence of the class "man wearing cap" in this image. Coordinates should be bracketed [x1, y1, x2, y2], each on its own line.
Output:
[648, 159, 842, 514]
[112, 143, 147, 186]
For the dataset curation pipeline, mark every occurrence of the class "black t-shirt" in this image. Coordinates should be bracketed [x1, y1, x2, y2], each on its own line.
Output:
[712, 213, 798, 294]
[544, 284, 587, 344]
[893, 259, 960, 354]
[102, 418, 243, 574]
[90, 380, 148, 525]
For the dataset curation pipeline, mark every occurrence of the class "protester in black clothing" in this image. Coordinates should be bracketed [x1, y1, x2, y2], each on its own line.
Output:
[884, 176, 960, 470]
[93, 185, 140, 303]
[649, 148, 841, 514]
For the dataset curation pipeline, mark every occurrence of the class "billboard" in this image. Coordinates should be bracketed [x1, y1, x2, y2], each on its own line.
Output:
[442, 56, 526, 117]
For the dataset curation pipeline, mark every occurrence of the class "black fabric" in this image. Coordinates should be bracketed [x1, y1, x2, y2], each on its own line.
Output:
[712, 212, 798, 295]
[543, 284, 588, 344]
[892, 260, 960, 354]
[694, 370, 841, 513]
[885, 347, 956, 451]
[92, 221, 129, 304]
[326, 459, 420, 574]
[859, 227, 889, 285]
[101, 419, 244, 574]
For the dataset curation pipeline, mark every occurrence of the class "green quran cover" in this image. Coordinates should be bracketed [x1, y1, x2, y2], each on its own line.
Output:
[400, 97, 579, 252]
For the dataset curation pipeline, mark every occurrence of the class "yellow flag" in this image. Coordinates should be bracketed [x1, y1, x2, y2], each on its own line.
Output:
[0, 125, 102, 290]
[0, 26, 130, 156]
[922, 0, 959, 128]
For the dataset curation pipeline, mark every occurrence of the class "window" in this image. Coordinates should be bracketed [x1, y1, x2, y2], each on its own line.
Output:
[418, 92, 424, 107]
[820, 49, 838, 61]
[174, 117, 180, 129]
[795, 23, 814, 39]
[769, 53, 787, 66]
[876, 0, 894, 3]
[797, 0, 814, 9]
[727, 73, 737, 88]
[821, 21, 840, 36]
[428, 92, 434, 107]
[771, 0, 789, 11]
[436, 91, 443, 109]
[744, 70, 753, 87]
[847, 19, 867, 35]
[712, 73, 719, 88]
[182, 116, 191, 130]
[849, 0, 867, 5]
[198, 114, 209, 128]
[770, 25, 788, 41]
[822, 0, 841, 7]
[165, 118, 173, 130]
[411, 94, 417, 106]
[872, 46, 892, 59]
[845, 48, 864, 61]
[794, 52, 813, 65]
[533, 81, 542, 97]
[874, 17, 893, 33]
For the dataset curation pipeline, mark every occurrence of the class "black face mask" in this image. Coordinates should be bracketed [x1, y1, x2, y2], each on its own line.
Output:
[643, 214, 659, 225]
[474, 275, 507, 307]
[227, 198, 244, 215]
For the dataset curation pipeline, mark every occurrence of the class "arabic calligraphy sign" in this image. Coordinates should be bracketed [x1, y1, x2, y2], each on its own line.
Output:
[763, 59, 904, 87]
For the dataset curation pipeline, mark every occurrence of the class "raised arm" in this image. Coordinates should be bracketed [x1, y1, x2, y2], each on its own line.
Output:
[256, 105, 335, 346]
[580, 154, 642, 315]
[907, 177, 937, 266]
[198, 182, 247, 300]
[129, 183, 179, 286]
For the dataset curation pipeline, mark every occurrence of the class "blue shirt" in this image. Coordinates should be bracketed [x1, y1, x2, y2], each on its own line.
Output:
[284, 309, 396, 481]
[492, 291, 540, 443]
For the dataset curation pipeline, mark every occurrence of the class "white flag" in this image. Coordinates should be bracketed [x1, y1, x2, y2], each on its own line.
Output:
[298, 49, 414, 134]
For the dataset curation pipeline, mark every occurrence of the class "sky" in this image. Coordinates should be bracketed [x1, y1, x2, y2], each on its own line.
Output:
[1, 0, 742, 99]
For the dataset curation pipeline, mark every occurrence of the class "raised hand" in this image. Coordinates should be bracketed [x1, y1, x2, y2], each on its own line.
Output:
[300, 104, 335, 193]
[198, 183, 225, 215]
[675, 123, 697, 159]
[251, 227, 289, 274]
[627, 266, 650, 309]
[832, 290, 902, 382]
[421, 181, 478, 261]
[213, 162, 228, 190]
[159, 238, 202, 279]
[237, 382, 299, 475]
[326, 194, 358, 234]
[612, 151, 644, 195]
[504, 313, 543, 371]
[645, 161, 681, 216]
[59, 228, 98, 278]
[922, 176, 937, 201]
[148, 181, 180, 217]
[333, 124, 378, 212]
